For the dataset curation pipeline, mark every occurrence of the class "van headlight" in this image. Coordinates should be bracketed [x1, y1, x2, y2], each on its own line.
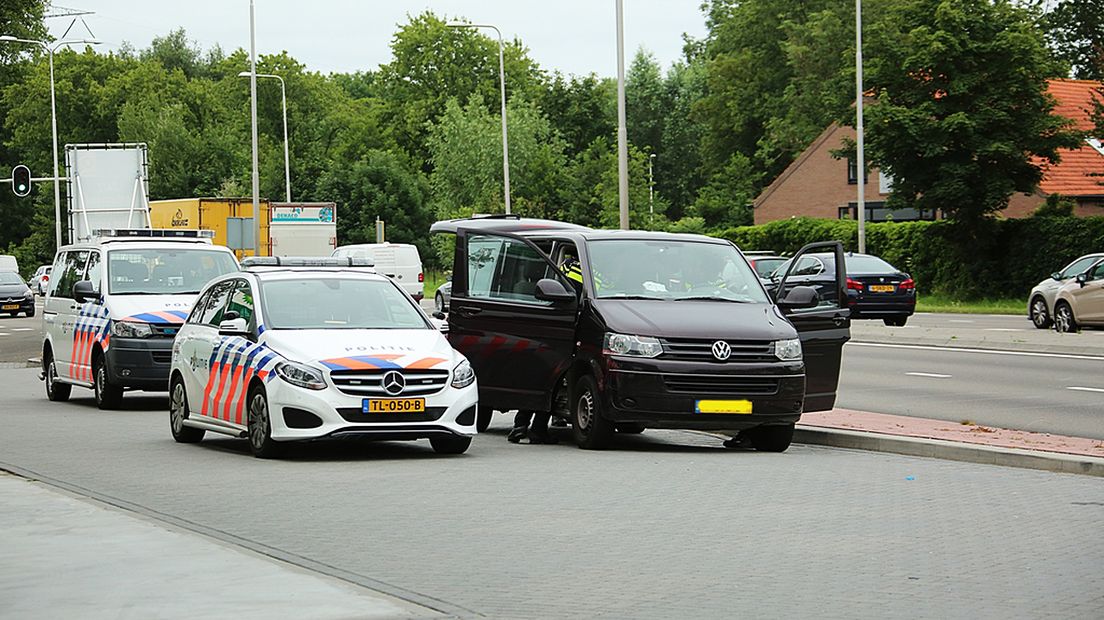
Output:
[275, 361, 327, 390]
[773, 338, 802, 361]
[112, 321, 153, 338]
[603, 333, 663, 358]
[451, 359, 475, 389]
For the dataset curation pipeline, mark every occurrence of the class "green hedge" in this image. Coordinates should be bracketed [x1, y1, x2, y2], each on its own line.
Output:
[715, 216, 1104, 298]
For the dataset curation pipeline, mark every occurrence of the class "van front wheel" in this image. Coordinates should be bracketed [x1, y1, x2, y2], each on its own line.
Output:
[572, 375, 614, 450]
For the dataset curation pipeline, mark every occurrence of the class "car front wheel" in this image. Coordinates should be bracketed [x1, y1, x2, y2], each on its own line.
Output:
[93, 355, 124, 410]
[430, 434, 472, 454]
[476, 406, 493, 432]
[1054, 302, 1078, 333]
[746, 423, 795, 452]
[572, 375, 614, 450]
[1029, 297, 1051, 329]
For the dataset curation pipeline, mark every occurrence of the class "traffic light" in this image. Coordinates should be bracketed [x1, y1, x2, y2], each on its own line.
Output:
[12, 165, 31, 197]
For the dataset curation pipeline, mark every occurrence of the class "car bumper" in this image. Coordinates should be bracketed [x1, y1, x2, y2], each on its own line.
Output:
[1, 298, 34, 313]
[601, 357, 805, 431]
[106, 337, 175, 390]
[265, 378, 479, 442]
[848, 297, 916, 318]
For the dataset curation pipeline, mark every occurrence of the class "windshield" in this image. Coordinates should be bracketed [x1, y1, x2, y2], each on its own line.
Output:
[587, 239, 769, 303]
[108, 248, 238, 295]
[0, 272, 24, 285]
[260, 277, 432, 330]
[751, 258, 785, 278]
[1059, 256, 1101, 279]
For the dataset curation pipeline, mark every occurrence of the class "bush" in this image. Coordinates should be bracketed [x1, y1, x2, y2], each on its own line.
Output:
[714, 216, 1104, 297]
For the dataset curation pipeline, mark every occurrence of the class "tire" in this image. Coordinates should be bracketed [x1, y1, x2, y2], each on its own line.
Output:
[26, 307, 35, 318]
[435, 292, 446, 313]
[883, 316, 908, 327]
[430, 434, 472, 455]
[616, 423, 646, 434]
[169, 375, 205, 443]
[1054, 302, 1078, 333]
[93, 354, 124, 410]
[746, 423, 795, 452]
[44, 351, 71, 402]
[1029, 296, 1051, 329]
[476, 406, 493, 433]
[571, 375, 614, 450]
[247, 385, 283, 458]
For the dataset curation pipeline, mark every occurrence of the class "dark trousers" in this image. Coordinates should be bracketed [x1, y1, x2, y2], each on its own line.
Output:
[513, 410, 550, 432]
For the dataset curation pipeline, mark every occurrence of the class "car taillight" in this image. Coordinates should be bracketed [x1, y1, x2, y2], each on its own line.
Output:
[846, 278, 864, 291]
[418, 272, 424, 283]
[899, 278, 915, 290]
[42, 275, 49, 282]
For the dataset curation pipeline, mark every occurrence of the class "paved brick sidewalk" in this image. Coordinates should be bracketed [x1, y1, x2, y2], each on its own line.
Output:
[801, 408, 1104, 458]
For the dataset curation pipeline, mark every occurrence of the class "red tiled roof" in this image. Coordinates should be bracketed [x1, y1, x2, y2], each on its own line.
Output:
[1039, 79, 1104, 196]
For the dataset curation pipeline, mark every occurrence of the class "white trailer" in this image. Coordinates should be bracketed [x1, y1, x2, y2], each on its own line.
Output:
[269, 202, 337, 257]
[65, 143, 151, 243]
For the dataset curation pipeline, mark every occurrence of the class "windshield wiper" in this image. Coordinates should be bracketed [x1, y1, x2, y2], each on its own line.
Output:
[674, 296, 751, 303]
[597, 295, 667, 301]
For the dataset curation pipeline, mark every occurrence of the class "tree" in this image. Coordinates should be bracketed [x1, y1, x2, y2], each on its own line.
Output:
[626, 48, 668, 156]
[658, 58, 708, 220]
[864, 0, 1084, 226]
[538, 72, 615, 157]
[1040, 0, 1104, 80]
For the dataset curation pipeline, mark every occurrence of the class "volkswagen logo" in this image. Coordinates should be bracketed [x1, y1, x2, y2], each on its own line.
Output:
[381, 371, 406, 396]
[711, 340, 731, 361]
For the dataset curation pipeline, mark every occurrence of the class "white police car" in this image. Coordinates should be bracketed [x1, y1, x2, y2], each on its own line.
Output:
[168, 257, 478, 458]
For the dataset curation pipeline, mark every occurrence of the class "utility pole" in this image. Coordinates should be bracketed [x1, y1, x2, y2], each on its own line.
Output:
[615, 0, 630, 230]
[855, 0, 866, 254]
[249, 0, 261, 256]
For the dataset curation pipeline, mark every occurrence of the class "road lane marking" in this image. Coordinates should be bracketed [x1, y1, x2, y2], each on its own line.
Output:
[948, 320, 975, 323]
[11, 328, 33, 332]
[848, 341, 1104, 362]
[984, 328, 1023, 332]
[905, 372, 952, 379]
[1067, 386, 1104, 393]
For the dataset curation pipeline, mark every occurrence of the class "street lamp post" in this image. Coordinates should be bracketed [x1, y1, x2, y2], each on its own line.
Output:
[249, 0, 261, 256]
[446, 21, 511, 214]
[648, 153, 656, 226]
[0, 35, 100, 248]
[615, 0, 629, 230]
[238, 71, 291, 202]
[855, 0, 866, 254]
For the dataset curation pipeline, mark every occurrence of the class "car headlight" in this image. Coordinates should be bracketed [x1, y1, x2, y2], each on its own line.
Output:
[24, 290, 34, 299]
[603, 333, 663, 358]
[773, 338, 802, 361]
[275, 361, 327, 390]
[451, 359, 475, 389]
[112, 321, 153, 338]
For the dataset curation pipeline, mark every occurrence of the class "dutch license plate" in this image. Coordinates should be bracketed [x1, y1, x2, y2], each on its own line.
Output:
[869, 284, 894, 293]
[363, 398, 426, 414]
[1, 304, 18, 310]
[696, 399, 753, 414]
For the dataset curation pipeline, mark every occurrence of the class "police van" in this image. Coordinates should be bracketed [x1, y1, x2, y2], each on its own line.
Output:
[168, 257, 478, 458]
[431, 216, 851, 451]
[42, 229, 240, 408]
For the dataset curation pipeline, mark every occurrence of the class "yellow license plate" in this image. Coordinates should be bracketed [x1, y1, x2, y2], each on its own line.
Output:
[363, 398, 425, 413]
[1, 304, 19, 310]
[869, 284, 894, 292]
[696, 399, 753, 414]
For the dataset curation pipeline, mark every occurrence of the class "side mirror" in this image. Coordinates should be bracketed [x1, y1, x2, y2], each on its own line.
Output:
[1076, 273, 1088, 286]
[432, 311, 446, 320]
[1051, 272, 1062, 281]
[73, 280, 99, 303]
[534, 278, 576, 303]
[223, 310, 240, 321]
[218, 317, 250, 336]
[777, 286, 819, 310]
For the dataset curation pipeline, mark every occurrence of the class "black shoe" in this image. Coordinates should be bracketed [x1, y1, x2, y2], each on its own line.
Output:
[551, 417, 567, 428]
[723, 434, 753, 450]
[527, 426, 558, 445]
[507, 427, 528, 444]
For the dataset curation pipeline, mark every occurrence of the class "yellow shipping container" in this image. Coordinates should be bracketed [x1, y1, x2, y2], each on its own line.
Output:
[150, 198, 272, 258]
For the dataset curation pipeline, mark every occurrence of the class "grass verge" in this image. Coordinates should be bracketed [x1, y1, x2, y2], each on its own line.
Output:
[916, 294, 1024, 315]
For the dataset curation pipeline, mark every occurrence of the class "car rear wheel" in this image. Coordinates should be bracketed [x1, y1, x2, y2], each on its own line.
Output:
[247, 386, 283, 458]
[1029, 297, 1051, 329]
[1054, 302, 1078, 333]
[572, 375, 614, 450]
[435, 292, 446, 313]
[44, 351, 71, 402]
[476, 406, 493, 432]
[746, 423, 794, 452]
[93, 355, 124, 410]
[430, 434, 472, 455]
[169, 376, 205, 443]
[883, 316, 908, 327]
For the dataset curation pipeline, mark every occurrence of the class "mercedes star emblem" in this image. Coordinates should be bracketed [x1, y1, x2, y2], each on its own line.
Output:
[711, 340, 731, 361]
[381, 371, 406, 396]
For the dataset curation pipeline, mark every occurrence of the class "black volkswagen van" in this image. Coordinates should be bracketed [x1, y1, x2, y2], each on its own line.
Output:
[430, 216, 850, 451]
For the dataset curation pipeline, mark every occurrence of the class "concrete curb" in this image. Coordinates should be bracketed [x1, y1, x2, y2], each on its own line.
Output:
[794, 426, 1104, 477]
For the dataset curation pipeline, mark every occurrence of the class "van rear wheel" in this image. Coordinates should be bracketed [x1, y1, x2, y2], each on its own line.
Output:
[572, 375, 614, 450]
[44, 351, 71, 402]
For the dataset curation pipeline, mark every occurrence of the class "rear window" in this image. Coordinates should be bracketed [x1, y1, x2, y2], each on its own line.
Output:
[845, 255, 898, 273]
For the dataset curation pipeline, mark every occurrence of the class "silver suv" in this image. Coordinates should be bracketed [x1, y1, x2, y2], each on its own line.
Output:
[1028, 253, 1104, 329]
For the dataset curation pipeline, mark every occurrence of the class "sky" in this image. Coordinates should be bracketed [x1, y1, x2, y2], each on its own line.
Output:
[47, 1, 710, 76]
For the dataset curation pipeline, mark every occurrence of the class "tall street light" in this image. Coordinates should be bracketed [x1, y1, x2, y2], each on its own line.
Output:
[447, 21, 511, 214]
[855, 0, 867, 254]
[249, 0, 261, 256]
[0, 35, 100, 248]
[648, 153, 656, 227]
[238, 71, 291, 202]
[615, 0, 629, 230]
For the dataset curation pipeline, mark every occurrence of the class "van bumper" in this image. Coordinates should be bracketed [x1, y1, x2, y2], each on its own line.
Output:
[601, 358, 805, 431]
[105, 337, 174, 391]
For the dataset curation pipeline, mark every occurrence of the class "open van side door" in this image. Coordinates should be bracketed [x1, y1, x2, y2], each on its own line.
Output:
[772, 241, 850, 412]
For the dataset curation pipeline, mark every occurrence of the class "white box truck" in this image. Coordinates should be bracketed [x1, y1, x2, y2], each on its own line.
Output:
[269, 202, 337, 257]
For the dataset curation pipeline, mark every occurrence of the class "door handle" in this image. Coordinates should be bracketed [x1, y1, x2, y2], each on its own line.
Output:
[69, 304, 80, 310]
[453, 306, 482, 317]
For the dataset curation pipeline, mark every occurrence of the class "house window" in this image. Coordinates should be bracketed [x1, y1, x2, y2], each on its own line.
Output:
[878, 171, 894, 194]
[847, 158, 868, 185]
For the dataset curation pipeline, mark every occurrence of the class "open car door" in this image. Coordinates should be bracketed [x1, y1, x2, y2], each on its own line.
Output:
[772, 241, 850, 412]
[432, 222, 579, 413]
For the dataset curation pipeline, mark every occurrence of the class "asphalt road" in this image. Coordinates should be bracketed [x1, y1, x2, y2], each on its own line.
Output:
[837, 342, 1104, 440]
[0, 298, 42, 365]
[1, 367, 1101, 619]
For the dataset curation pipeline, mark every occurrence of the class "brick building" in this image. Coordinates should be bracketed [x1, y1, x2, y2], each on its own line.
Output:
[753, 79, 1104, 224]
